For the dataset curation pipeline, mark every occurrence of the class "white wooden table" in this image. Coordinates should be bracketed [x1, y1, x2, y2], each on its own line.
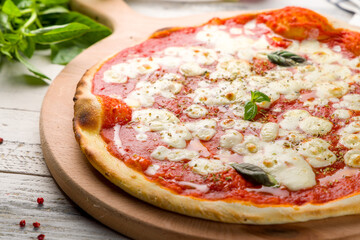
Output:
[0, 1, 353, 239]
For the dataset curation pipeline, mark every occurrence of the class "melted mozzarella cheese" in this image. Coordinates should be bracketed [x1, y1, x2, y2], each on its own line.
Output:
[220, 118, 252, 131]
[262, 71, 303, 101]
[298, 138, 336, 168]
[293, 40, 342, 64]
[196, 25, 237, 55]
[340, 134, 360, 149]
[340, 121, 360, 135]
[185, 119, 217, 141]
[260, 122, 279, 142]
[333, 109, 351, 119]
[133, 124, 150, 141]
[243, 140, 316, 191]
[124, 73, 182, 108]
[220, 130, 244, 149]
[150, 146, 170, 160]
[315, 81, 348, 99]
[344, 149, 360, 168]
[232, 135, 263, 155]
[132, 109, 179, 125]
[338, 94, 360, 111]
[178, 181, 209, 192]
[299, 116, 333, 136]
[229, 104, 245, 118]
[278, 129, 306, 144]
[188, 158, 229, 175]
[192, 80, 247, 106]
[180, 62, 208, 77]
[160, 125, 192, 148]
[151, 146, 199, 161]
[132, 109, 191, 148]
[103, 58, 159, 83]
[145, 164, 160, 176]
[163, 46, 217, 65]
[209, 58, 251, 81]
[280, 110, 310, 131]
[185, 104, 208, 118]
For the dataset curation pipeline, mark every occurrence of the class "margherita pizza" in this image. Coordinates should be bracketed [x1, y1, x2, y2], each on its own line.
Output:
[73, 7, 360, 224]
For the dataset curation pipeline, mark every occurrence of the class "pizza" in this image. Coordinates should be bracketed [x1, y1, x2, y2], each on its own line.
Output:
[73, 6, 360, 224]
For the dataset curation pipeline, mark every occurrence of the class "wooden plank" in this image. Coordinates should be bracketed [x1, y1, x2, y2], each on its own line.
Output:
[0, 141, 49, 176]
[0, 108, 51, 176]
[0, 172, 128, 239]
[0, 51, 63, 112]
[0, 108, 41, 145]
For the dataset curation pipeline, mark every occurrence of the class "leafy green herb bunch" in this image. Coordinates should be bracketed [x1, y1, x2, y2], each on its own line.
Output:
[0, 0, 111, 82]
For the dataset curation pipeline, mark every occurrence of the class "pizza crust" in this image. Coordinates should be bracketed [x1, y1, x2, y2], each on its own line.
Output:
[74, 9, 360, 224]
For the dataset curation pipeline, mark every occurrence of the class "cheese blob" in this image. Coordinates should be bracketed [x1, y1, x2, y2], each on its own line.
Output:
[260, 122, 279, 142]
[185, 104, 208, 118]
[188, 158, 229, 175]
[280, 110, 310, 131]
[220, 129, 244, 149]
[299, 116, 333, 136]
[298, 138, 336, 168]
[242, 140, 316, 191]
[344, 149, 360, 168]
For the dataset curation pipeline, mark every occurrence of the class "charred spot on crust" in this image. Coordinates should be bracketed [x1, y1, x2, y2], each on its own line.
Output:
[78, 111, 93, 127]
[76, 109, 100, 130]
[150, 26, 180, 39]
[84, 147, 95, 159]
[154, 26, 174, 33]
[76, 79, 86, 89]
[74, 97, 101, 131]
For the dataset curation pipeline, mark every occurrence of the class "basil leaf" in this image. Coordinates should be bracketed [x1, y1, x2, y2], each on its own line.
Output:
[267, 50, 306, 67]
[244, 101, 258, 120]
[3, 33, 20, 43]
[38, 0, 69, 6]
[22, 37, 35, 58]
[275, 50, 306, 63]
[0, 13, 12, 31]
[40, 6, 69, 15]
[31, 22, 90, 44]
[15, 50, 50, 81]
[0, 30, 4, 42]
[56, 12, 111, 46]
[2, 0, 22, 18]
[50, 41, 82, 65]
[13, 0, 33, 9]
[0, 0, 111, 81]
[1, 46, 13, 59]
[251, 91, 271, 103]
[230, 163, 279, 187]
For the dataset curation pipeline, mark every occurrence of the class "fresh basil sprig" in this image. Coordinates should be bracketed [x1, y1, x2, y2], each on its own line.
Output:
[0, 0, 111, 82]
[230, 163, 279, 187]
[244, 91, 270, 120]
[267, 50, 306, 67]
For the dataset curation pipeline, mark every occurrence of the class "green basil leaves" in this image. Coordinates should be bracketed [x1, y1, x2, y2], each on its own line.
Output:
[0, 0, 111, 82]
[267, 50, 306, 67]
[244, 91, 270, 120]
[230, 163, 279, 187]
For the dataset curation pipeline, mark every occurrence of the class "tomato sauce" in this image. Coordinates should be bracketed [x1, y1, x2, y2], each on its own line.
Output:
[94, 7, 360, 206]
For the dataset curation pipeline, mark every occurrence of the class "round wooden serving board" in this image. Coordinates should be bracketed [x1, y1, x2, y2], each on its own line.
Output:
[40, 0, 360, 239]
